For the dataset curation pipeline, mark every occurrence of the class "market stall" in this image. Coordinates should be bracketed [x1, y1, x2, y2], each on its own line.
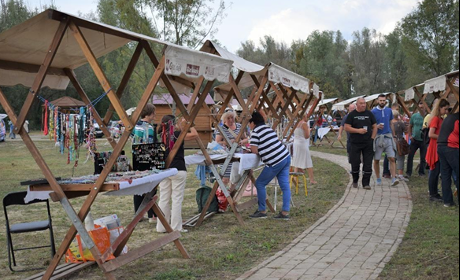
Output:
[0, 9, 234, 280]
[396, 70, 459, 118]
[307, 97, 344, 148]
[197, 41, 320, 227]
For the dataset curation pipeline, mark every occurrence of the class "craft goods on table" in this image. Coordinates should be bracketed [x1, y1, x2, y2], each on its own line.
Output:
[24, 169, 178, 201]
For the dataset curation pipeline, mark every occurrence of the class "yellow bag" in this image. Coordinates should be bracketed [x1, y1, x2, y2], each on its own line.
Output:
[65, 226, 114, 263]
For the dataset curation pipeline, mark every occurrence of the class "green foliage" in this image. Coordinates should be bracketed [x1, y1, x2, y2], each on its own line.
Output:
[400, 0, 459, 79]
[139, 0, 228, 48]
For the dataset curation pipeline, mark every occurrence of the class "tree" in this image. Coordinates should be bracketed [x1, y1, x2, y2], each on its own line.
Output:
[141, 0, 229, 48]
[0, 0, 36, 33]
[384, 28, 409, 91]
[400, 0, 459, 79]
[349, 28, 387, 95]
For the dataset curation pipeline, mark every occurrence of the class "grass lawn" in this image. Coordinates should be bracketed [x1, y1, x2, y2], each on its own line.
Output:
[378, 174, 459, 280]
[0, 133, 347, 279]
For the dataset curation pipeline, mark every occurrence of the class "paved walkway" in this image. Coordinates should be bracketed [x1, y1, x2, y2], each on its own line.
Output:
[237, 151, 413, 280]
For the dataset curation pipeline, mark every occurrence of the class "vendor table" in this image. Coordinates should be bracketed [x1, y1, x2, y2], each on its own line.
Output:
[183, 152, 273, 227]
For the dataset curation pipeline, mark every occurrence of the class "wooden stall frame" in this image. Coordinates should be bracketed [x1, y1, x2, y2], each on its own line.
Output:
[0, 10, 237, 280]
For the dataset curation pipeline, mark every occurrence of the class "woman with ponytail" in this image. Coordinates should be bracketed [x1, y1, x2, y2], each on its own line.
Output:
[157, 115, 198, 233]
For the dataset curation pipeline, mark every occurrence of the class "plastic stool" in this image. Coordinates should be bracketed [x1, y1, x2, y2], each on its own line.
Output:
[289, 172, 308, 196]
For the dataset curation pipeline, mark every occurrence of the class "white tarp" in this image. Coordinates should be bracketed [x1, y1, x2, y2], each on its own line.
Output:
[317, 98, 338, 107]
[205, 41, 318, 97]
[0, 10, 234, 90]
[404, 88, 415, 101]
[364, 92, 392, 103]
[211, 42, 264, 74]
[165, 45, 232, 84]
[423, 75, 446, 94]
[268, 63, 310, 94]
[332, 95, 366, 111]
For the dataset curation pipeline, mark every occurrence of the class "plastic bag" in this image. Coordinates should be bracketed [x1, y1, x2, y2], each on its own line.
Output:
[216, 187, 228, 212]
[65, 226, 114, 263]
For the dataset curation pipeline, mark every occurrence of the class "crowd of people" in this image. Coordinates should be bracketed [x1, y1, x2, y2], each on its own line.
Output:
[337, 95, 458, 207]
[134, 95, 458, 231]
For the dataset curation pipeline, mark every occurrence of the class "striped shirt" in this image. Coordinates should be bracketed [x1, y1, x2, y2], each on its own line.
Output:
[250, 124, 290, 166]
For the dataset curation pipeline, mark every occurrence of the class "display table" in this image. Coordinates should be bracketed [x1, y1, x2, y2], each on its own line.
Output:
[183, 152, 273, 227]
[25, 169, 178, 202]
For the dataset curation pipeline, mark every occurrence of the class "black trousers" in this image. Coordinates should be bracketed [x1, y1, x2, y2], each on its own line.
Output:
[134, 191, 156, 218]
[350, 141, 374, 187]
[406, 139, 426, 176]
[438, 146, 459, 204]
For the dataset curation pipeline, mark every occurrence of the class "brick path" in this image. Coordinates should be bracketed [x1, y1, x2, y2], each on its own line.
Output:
[237, 151, 413, 280]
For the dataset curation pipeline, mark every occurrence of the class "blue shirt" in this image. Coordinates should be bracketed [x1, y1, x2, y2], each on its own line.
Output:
[371, 107, 393, 135]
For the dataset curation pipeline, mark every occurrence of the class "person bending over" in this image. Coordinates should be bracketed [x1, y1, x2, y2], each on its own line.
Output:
[248, 112, 291, 220]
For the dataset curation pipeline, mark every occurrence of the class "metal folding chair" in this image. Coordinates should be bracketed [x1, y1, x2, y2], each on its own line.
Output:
[3, 191, 56, 272]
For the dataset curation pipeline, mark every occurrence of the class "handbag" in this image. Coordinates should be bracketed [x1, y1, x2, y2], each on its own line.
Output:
[396, 137, 410, 156]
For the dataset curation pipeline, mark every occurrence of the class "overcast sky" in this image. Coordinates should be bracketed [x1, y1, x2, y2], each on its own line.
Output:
[25, 0, 420, 52]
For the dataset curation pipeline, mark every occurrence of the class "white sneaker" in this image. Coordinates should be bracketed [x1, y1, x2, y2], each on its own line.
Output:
[391, 178, 399, 187]
[149, 217, 157, 223]
[398, 175, 409, 182]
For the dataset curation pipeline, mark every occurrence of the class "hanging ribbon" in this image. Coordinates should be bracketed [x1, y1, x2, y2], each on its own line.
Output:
[43, 100, 49, 135]
[169, 120, 174, 150]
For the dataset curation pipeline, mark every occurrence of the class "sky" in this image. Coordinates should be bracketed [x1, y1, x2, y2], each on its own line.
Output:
[24, 0, 420, 53]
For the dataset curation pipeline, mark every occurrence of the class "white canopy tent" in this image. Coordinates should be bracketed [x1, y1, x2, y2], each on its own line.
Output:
[0, 10, 232, 91]
[332, 95, 366, 111]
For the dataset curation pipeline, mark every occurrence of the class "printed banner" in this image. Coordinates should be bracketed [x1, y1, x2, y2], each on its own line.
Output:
[165, 46, 232, 83]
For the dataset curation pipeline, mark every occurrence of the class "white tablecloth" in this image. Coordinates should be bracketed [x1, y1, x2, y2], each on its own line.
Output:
[24, 168, 178, 202]
[184, 154, 227, 166]
[318, 127, 331, 139]
[233, 153, 263, 175]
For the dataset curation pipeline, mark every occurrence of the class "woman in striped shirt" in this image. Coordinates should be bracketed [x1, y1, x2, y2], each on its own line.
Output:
[248, 112, 291, 220]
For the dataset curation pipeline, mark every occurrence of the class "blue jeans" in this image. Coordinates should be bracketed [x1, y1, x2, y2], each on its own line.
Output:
[255, 156, 291, 212]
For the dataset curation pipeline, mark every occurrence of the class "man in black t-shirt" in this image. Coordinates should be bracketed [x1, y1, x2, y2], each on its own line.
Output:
[345, 97, 378, 189]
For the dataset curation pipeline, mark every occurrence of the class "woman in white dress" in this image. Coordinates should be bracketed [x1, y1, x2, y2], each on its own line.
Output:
[292, 115, 317, 184]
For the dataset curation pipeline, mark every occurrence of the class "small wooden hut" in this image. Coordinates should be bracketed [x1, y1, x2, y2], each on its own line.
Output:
[153, 93, 214, 149]
[44, 96, 86, 113]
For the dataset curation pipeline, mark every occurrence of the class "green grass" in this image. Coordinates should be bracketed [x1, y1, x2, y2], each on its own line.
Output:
[0, 132, 347, 280]
[378, 175, 459, 280]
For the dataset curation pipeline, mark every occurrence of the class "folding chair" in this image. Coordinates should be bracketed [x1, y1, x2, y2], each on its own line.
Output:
[3, 191, 56, 272]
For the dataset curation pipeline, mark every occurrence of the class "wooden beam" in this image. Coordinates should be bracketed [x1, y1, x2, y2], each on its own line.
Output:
[141, 41, 190, 120]
[0, 59, 65, 76]
[102, 231, 182, 272]
[103, 43, 144, 125]
[14, 20, 69, 134]
[69, 21, 134, 131]
[48, 10, 139, 42]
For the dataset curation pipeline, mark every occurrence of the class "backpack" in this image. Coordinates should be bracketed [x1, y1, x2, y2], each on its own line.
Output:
[196, 186, 218, 213]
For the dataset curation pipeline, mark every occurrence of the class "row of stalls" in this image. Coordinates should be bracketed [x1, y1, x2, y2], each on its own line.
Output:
[0, 9, 322, 280]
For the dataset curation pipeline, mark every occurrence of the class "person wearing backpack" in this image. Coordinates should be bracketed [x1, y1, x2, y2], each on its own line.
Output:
[156, 115, 198, 233]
